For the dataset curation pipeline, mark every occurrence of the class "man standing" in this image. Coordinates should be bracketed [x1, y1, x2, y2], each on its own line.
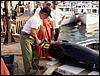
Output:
[27, 2, 33, 17]
[20, 7, 51, 75]
[34, 2, 42, 15]
[37, 2, 54, 60]
[51, 1, 65, 41]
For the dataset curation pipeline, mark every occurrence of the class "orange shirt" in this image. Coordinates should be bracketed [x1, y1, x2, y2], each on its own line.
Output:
[37, 17, 54, 58]
[38, 17, 53, 40]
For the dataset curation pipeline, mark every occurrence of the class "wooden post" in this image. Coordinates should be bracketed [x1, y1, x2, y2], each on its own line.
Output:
[10, 1, 12, 7]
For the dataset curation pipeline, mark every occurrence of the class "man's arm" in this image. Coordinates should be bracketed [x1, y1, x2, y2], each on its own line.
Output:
[58, 15, 65, 25]
[50, 20, 55, 35]
[39, 25, 47, 41]
[50, 20, 55, 29]
[31, 28, 41, 44]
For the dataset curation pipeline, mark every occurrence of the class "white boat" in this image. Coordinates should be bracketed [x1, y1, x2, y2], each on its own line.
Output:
[74, 1, 99, 26]
[79, 11, 99, 26]
[72, 1, 99, 37]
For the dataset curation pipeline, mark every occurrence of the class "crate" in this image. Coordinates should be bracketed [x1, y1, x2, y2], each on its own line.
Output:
[1, 54, 15, 75]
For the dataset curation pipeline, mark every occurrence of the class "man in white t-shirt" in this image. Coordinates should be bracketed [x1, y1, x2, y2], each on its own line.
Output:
[51, 1, 65, 41]
[20, 7, 51, 75]
[34, 2, 42, 15]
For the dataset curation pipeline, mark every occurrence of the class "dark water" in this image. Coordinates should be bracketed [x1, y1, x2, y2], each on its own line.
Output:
[58, 23, 99, 43]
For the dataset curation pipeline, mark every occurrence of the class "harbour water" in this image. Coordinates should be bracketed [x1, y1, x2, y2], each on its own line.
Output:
[58, 23, 99, 43]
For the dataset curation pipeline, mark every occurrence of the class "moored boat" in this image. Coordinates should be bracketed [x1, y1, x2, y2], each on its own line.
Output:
[74, 1, 99, 26]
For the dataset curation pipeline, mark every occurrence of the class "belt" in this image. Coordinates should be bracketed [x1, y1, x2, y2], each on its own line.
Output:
[22, 32, 31, 36]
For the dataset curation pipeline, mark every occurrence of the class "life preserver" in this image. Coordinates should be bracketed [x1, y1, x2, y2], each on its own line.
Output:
[1, 58, 10, 75]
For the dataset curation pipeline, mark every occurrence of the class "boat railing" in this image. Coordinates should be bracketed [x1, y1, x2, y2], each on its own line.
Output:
[1, 16, 29, 38]
[76, 38, 99, 46]
[14, 16, 29, 34]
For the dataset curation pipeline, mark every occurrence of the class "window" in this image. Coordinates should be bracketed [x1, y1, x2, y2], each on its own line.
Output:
[59, 8, 63, 11]
[92, 9, 97, 13]
[81, 9, 83, 13]
[87, 9, 91, 13]
[65, 8, 69, 11]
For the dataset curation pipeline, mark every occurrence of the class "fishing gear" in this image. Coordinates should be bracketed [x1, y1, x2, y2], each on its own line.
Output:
[39, 40, 50, 50]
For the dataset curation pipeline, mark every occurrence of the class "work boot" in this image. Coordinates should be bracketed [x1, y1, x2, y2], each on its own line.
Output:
[26, 69, 37, 75]
[32, 65, 44, 70]
[46, 57, 53, 61]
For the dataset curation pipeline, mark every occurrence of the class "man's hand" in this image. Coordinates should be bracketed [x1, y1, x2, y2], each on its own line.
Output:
[31, 28, 41, 45]
[37, 39, 41, 45]
[58, 20, 62, 25]
[62, 15, 65, 20]
[53, 29, 56, 35]
[43, 37, 48, 42]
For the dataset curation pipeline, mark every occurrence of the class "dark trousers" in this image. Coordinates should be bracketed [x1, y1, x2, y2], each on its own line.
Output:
[50, 28, 54, 41]
[54, 28, 60, 41]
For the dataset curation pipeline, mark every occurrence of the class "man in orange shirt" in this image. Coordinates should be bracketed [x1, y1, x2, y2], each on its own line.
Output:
[37, 2, 54, 60]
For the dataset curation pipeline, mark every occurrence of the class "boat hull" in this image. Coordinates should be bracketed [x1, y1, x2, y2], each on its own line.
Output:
[79, 13, 99, 26]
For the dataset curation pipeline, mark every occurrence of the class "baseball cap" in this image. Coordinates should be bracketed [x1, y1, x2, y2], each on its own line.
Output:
[46, 3, 52, 6]
[46, 1, 52, 5]
[52, 1, 59, 5]
[41, 7, 52, 17]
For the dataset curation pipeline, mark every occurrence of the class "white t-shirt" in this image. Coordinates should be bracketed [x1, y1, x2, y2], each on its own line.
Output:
[22, 14, 42, 34]
[51, 8, 64, 28]
[1, 7, 3, 15]
[34, 6, 42, 14]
